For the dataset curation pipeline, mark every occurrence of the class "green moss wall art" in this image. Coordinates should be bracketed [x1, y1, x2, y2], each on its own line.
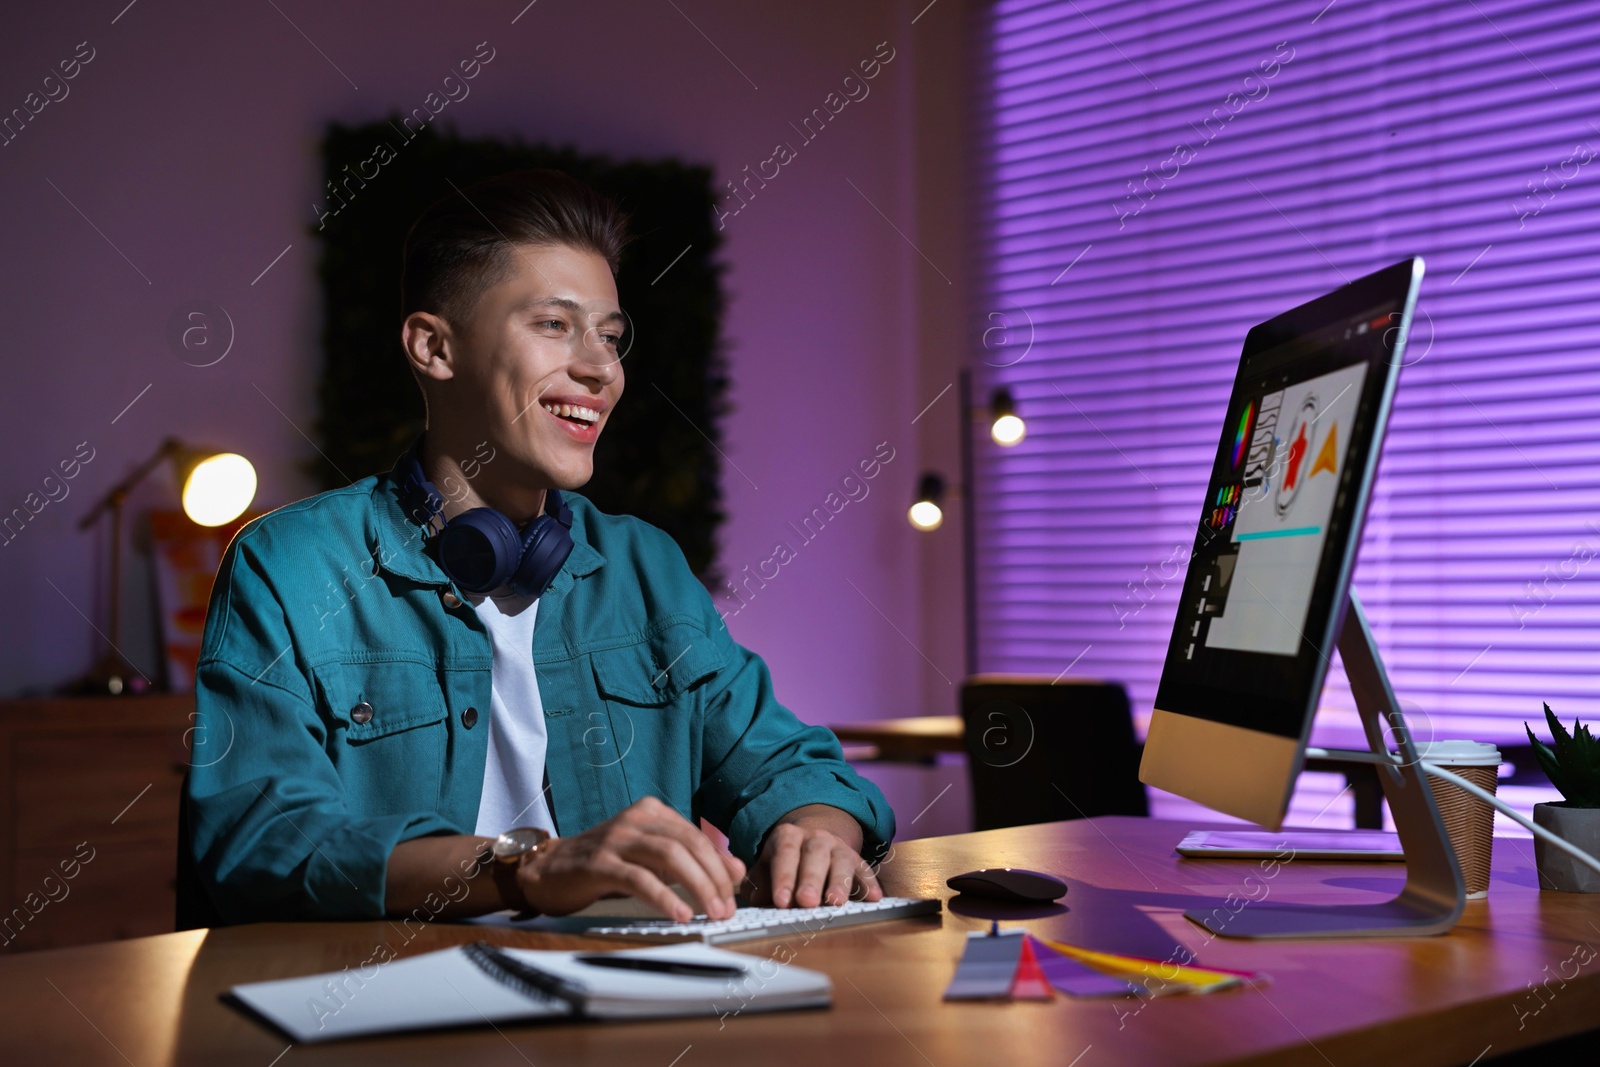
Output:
[311, 119, 729, 582]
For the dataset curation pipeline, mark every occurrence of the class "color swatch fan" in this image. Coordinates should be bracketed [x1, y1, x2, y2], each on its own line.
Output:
[943, 927, 1263, 1001]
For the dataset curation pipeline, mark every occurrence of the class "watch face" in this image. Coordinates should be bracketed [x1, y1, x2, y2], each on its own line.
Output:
[492, 826, 549, 861]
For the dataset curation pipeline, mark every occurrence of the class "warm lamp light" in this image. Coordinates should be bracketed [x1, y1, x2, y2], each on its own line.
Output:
[181, 452, 257, 526]
[908, 472, 946, 532]
[990, 413, 1025, 445]
[908, 500, 944, 531]
[989, 388, 1026, 446]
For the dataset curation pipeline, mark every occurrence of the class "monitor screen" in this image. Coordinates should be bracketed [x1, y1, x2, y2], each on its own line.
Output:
[1153, 259, 1423, 742]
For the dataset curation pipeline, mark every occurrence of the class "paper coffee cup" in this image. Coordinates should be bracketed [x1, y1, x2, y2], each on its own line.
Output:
[1415, 741, 1501, 898]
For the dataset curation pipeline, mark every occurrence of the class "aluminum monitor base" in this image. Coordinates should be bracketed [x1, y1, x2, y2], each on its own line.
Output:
[1184, 591, 1466, 939]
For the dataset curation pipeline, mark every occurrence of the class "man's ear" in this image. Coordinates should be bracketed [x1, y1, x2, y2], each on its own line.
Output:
[401, 311, 456, 383]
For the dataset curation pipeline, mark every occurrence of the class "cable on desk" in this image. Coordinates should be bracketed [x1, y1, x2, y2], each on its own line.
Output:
[1418, 761, 1600, 880]
[1301, 746, 1600, 879]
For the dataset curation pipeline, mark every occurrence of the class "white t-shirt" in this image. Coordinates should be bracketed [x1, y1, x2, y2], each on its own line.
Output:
[469, 591, 558, 838]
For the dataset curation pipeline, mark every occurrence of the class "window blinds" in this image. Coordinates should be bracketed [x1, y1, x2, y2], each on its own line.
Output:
[973, 0, 1600, 821]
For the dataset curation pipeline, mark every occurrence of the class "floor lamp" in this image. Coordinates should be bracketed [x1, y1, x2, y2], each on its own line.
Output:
[909, 368, 1026, 677]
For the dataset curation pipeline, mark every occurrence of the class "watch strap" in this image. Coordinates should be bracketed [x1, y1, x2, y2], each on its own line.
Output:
[491, 848, 535, 913]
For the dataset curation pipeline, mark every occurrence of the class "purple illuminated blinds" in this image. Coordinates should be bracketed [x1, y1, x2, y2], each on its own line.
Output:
[973, 0, 1600, 749]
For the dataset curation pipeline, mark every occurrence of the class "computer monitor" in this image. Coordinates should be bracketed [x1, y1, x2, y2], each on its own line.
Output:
[1141, 258, 1423, 828]
[1139, 258, 1467, 939]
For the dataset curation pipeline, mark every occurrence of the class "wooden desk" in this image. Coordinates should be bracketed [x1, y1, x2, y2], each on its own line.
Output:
[3, 817, 1597, 1065]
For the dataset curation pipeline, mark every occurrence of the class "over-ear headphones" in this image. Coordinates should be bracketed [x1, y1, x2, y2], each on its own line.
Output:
[392, 440, 574, 598]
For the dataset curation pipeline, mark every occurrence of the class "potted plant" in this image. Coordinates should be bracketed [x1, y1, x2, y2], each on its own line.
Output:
[1525, 703, 1600, 893]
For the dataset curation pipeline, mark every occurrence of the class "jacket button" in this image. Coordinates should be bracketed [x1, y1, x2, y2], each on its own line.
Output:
[442, 591, 463, 609]
[351, 702, 374, 725]
[461, 706, 479, 729]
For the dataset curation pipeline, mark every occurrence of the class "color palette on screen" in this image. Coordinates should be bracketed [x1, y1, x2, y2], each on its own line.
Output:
[1230, 401, 1255, 468]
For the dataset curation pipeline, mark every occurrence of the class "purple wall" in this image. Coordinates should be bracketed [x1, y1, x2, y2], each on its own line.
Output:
[974, 0, 1598, 830]
[0, 0, 971, 803]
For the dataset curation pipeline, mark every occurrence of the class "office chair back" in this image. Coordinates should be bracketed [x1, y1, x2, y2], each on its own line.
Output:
[960, 674, 1148, 831]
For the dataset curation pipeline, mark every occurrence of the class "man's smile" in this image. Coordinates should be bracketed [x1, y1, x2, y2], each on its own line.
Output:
[539, 394, 606, 443]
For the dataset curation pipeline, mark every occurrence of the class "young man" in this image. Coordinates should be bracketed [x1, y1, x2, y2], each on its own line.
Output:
[185, 170, 895, 925]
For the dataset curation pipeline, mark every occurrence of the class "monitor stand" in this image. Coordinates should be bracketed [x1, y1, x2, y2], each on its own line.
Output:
[1185, 589, 1466, 939]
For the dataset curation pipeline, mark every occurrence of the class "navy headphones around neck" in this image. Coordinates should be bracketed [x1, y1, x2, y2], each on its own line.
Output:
[392, 439, 575, 598]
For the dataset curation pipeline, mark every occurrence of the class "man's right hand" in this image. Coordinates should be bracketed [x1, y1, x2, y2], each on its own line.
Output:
[518, 796, 745, 922]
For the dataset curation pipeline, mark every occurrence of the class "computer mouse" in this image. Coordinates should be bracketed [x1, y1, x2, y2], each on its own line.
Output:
[946, 868, 1068, 903]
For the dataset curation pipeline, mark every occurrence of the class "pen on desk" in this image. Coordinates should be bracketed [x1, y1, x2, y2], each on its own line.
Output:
[574, 954, 747, 978]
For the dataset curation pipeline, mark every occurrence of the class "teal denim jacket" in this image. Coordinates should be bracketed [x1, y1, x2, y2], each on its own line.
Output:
[185, 474, 895, 922]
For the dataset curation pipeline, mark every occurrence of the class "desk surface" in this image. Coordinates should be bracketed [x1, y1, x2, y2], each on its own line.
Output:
[3, 817, 1597, 1067]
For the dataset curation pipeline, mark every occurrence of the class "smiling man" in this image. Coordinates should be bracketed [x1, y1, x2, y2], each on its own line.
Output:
[184, 170, 895, 927]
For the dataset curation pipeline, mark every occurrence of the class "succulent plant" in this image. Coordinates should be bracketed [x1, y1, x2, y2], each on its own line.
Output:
[1525, 703, 1600, 808]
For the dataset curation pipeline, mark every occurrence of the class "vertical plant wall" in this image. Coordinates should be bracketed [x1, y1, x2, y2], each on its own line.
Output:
[312, 119, 728, 580]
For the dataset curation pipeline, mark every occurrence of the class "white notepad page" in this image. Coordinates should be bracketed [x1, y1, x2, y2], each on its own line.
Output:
[231, 942, 830, 1042]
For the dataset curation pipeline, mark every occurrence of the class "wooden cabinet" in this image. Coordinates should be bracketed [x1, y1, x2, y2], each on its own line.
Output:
[0, 695, 192, 952]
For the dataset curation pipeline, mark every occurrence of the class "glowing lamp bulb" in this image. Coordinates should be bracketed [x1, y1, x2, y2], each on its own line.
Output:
[991, 413, 1026, 446]
[908, 500, 944, 531]
[182, 453, 257, 526]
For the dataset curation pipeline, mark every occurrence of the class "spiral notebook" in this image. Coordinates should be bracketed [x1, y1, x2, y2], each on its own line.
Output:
[229, 941, 830, 1042]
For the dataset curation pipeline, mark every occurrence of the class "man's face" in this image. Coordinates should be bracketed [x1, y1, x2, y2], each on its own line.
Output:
[446, 242, 625, 491]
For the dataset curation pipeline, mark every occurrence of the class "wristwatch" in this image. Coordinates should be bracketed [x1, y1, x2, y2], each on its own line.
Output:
[489, 826, 552, 913]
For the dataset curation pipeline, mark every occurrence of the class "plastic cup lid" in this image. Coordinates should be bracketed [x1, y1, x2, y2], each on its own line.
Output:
[1413, 739, 1502, 765]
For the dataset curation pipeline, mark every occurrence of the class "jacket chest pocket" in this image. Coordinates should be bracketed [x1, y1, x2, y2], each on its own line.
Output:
[580, 622, 724, 816]
[588, 622, 724, 708]
[314, 660, 450, 815]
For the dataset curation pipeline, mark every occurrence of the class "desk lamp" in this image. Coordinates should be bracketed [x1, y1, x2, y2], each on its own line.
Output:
[74, 437, 257, 695]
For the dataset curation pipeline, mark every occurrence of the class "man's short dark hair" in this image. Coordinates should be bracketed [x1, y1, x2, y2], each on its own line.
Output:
[401, 169, 629, 328]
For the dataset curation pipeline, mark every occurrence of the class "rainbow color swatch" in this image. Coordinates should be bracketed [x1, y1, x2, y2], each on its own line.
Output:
[1230, 401, 1255, 467]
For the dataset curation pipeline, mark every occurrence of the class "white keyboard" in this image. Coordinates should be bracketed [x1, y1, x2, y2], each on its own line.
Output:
[585, 896, 942, 945]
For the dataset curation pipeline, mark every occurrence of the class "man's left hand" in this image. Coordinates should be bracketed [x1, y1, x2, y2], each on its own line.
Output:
[749, 804, 883, 908]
